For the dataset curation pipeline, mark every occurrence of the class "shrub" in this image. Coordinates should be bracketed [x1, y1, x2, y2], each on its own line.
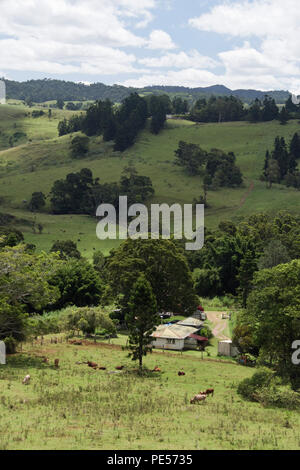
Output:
[200, 325, 213, 340]
[237, 367, 275, 400]
[255, 386, 300, 410]
[4, 336, 18, 354]
[27, 312, 62, 337]
[236, 367, 300, 409]
[62, 306, 116, 337]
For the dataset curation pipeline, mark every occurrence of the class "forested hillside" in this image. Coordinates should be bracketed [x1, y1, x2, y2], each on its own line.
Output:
[3, 78, 290, 104]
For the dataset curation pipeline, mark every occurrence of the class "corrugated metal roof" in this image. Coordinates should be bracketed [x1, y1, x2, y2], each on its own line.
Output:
[189, 334, 208, 342]
[151, 324, 199, 339]
[177, 317, 204, 328]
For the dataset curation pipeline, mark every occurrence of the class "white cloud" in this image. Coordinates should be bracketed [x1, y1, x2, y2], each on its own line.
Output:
[0, 0, 157, 76]
[189, 0, 299, 38]
[189, 0, 300, 93]
[121, 68, 221, 88]
[147, 30, 176, 50]
[139, 50, 218, 69]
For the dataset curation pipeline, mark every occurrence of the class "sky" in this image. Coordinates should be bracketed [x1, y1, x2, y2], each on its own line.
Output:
[0, 0, 300, 92]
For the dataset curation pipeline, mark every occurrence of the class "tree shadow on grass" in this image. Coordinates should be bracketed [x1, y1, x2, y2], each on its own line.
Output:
[124, 367, 163, 380]
[5, 354, 47, 370]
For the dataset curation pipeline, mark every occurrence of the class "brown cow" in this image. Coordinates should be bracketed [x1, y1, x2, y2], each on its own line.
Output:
[178, 371, 185, 376]
[87, 361, 98, 369]
[205, 388, 214, 397]
[115, 366, 124, 370]
[54, 359, 59, 368]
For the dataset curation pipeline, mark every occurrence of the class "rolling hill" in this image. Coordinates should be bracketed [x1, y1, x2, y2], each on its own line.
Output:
[3, 78, 291, 104]
[0, 100, 299, 257]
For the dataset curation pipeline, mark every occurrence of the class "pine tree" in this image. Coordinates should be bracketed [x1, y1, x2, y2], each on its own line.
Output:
[150, 102, 166, 134]
[262, 96, 279, 121]
[290, 133, 300, 160]
[126, 275, 158, 371]
[285, 95, 298, 113]
[237, 250, 257, 308]
[279, 106, 289, 125]
[272, 136, 289, 180]
[263, 150, 270, 178]
[266, 159, 281, 188]
[103, 117, 116, 141]
[248, 98, 261, 122]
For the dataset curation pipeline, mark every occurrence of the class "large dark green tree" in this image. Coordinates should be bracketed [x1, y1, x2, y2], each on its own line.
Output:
[70, 135, 89, 158]
[50, 240, 81, 260]
[106, 239, 198, 317]
[49, 259, 103, 310]
[245, 260, 300, 389]
[126, 275, 158, 370]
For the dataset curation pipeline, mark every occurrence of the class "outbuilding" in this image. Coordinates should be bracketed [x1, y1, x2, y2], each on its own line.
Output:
[218, 340, 239, 357]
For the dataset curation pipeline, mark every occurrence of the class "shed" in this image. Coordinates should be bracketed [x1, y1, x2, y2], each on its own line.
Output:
[184, 333, 208, 350]
[218, 340, 239, 357]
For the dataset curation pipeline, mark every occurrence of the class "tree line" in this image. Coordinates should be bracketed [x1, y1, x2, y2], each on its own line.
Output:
[188, 94, 300, 124]
[4, 78, 290, 104]
[58, 93, 169, 151]
[29, 166, 154, 216]
[175, 141, 243, 189]
[262, 133, 300, 189]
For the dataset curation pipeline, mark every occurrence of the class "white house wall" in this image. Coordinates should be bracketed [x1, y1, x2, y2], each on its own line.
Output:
[152, 338, 185, 351]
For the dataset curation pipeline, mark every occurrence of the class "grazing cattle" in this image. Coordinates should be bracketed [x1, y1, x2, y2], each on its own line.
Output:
[205, 388, 214, 397]
[98, 366, 106, 370]
[190, 394, 207, 404]
[42, 357, 49, 363]
[115, 366, 124, 370]
[54, 359, 59, 368]
[152, 366, 161, 372]
[22, 374, 31, 385]
[87, 361, 98, 369]
[178, 371, 185, 376]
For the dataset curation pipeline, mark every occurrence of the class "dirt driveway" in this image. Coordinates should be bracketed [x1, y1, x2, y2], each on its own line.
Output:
[206, 311, 231, 341]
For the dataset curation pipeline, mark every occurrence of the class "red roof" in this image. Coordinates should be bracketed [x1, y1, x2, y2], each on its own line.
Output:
[189, 334, 208, 342]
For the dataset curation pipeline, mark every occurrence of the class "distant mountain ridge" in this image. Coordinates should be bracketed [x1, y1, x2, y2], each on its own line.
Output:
[3, 78, 290, 104]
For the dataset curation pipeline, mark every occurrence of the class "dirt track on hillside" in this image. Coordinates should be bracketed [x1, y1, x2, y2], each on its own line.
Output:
[206, 311, 231, 341]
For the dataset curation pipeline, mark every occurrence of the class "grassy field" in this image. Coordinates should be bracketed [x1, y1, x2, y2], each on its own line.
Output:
[1, 338, 299, 450]
[0, 101, 300, 256]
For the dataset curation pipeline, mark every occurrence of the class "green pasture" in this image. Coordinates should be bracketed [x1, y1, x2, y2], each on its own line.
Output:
[0, 101, 299, 255]
[0, 338, 299, 450]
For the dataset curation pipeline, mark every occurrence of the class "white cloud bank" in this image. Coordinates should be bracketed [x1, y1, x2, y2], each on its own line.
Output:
[0, 0, 173, 76]
[189, 0, 300, 93]
[1, 0, 299, 92]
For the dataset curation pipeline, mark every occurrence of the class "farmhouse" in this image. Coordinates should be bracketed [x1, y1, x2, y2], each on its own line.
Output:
[151, 319, 208, 351]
